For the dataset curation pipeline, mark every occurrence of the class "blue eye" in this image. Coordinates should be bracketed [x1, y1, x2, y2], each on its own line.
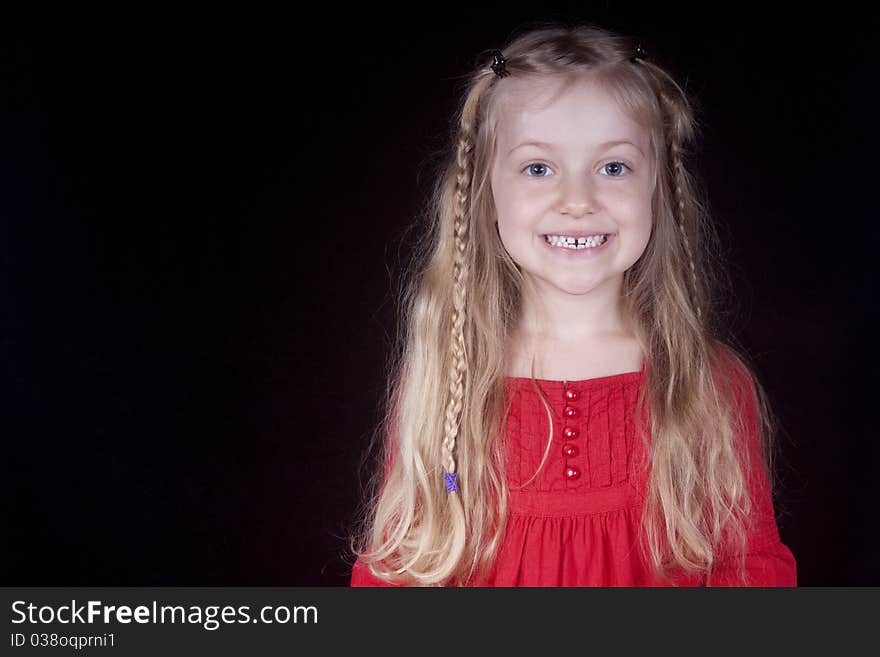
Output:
[523, 162, 553, 177]
[601, 161, 631, 177]
[522, 161, 632, 177]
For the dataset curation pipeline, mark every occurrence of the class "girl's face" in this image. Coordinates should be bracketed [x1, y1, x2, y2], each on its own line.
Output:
[490, 74, 655, 298]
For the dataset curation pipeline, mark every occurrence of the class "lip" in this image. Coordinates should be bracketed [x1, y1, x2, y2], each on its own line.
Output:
[542, 230, 612, 238]
[542, 232, 615, 257]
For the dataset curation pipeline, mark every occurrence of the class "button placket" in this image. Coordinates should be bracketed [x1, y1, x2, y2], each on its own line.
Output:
[562, 383, 581, 485]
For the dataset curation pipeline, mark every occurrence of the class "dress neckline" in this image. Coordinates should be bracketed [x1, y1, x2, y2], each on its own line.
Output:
[505, 357, 647, 389]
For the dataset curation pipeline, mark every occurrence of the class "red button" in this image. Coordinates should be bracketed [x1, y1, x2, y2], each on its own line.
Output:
[562, 443, 579, 458]
[564, 465, 581, 480]
[563, 427, 578, 439]
[563, 406, 577, 418]
[565, 389, 579, 401]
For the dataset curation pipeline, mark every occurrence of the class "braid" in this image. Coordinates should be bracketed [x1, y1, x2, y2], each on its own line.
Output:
[632, 51, 702, 324]
[442, 132, 473, 492]
[663, 96, 703, 325]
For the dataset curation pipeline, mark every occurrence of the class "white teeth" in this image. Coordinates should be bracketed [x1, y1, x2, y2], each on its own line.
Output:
[544, 234, 608, 249]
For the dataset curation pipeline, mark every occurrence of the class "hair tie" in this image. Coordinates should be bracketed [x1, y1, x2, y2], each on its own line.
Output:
[444, 471, 459, 493]
[631, 43, 649, 63]
[490, 50, 510, 78]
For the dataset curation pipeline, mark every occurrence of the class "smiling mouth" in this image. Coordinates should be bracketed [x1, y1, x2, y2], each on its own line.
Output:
[543, 234, 612, 249]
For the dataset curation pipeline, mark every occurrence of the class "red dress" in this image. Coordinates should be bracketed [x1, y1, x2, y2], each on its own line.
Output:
[351, 356, 797, 587]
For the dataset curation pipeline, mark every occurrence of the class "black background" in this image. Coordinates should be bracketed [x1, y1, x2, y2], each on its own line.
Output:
[3, 5, 877, 585]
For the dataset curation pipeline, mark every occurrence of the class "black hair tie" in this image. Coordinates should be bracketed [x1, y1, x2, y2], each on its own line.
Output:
[490, 49, 510, 78]
[631, 43, 649, 63]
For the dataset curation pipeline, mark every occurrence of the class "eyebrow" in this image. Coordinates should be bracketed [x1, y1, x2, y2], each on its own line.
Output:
[507, 139, 645, 157]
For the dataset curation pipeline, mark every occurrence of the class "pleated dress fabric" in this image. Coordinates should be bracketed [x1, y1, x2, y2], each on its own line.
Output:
[351, 357, 797, 587]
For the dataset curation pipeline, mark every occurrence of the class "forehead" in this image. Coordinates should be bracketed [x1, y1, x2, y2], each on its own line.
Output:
[492, 73, 649, 154]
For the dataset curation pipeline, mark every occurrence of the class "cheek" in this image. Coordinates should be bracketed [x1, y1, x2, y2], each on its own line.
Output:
[492, 180, 536, 228]
[620, 202, 653, 252]
[495, 218, 536, 266]
[495, 220, 521, 251]
[626, 215, 653, 253]
[612, 190, 653, 228]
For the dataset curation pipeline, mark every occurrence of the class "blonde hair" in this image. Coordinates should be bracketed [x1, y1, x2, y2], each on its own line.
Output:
[349, 20, 782, 586]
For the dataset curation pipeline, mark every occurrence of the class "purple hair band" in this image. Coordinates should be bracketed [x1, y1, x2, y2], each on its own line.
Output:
[444, 471, 459, 493]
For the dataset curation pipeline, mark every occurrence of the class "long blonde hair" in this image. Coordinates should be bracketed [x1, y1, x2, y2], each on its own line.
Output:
[349, 21, 781, 586]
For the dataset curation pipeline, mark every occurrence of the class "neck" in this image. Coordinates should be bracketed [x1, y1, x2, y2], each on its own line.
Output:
[517, 274, 630, 344]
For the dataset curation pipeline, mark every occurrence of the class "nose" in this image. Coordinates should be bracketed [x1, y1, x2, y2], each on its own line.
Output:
[558, 174, 599, 217]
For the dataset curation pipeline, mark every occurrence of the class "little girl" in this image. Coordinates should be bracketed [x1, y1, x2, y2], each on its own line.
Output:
[349, 22, 797, 586]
